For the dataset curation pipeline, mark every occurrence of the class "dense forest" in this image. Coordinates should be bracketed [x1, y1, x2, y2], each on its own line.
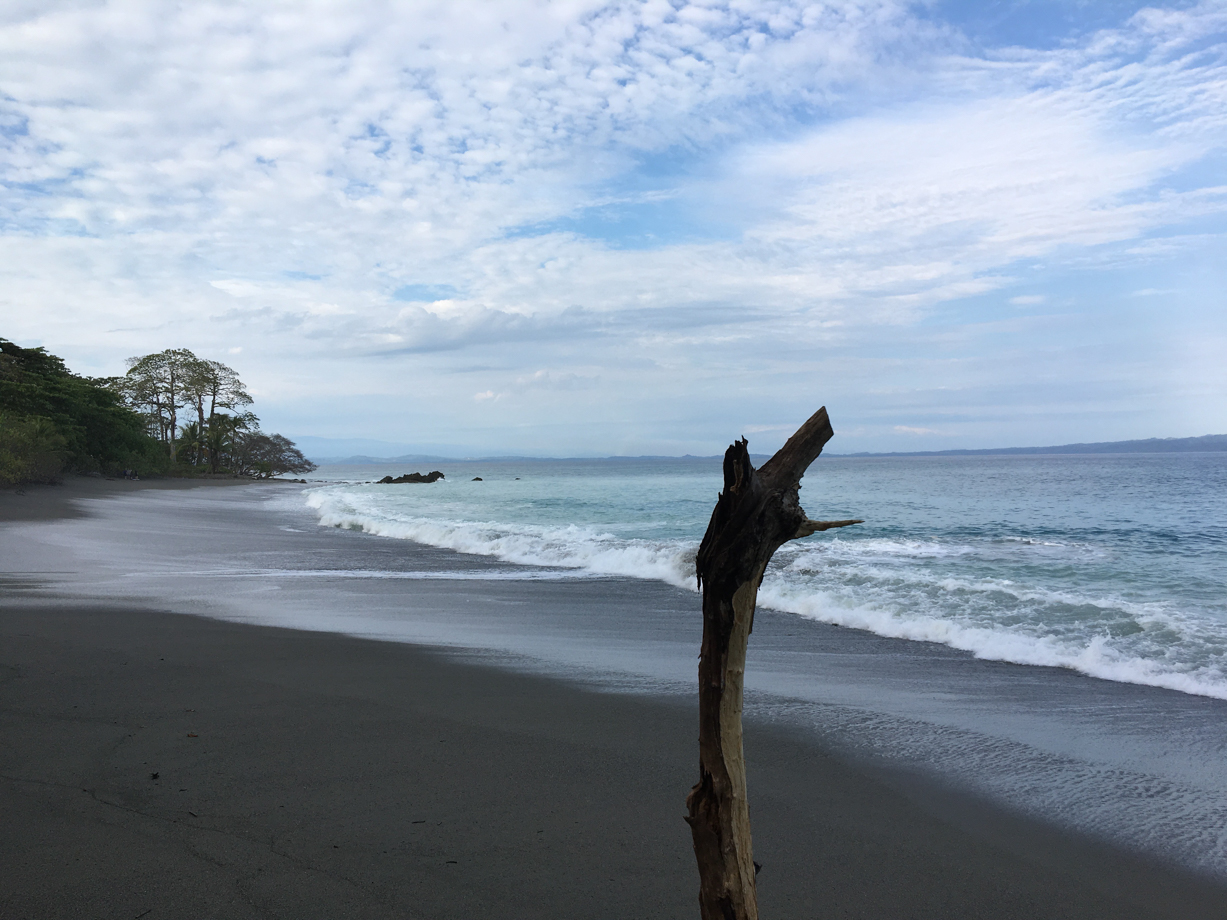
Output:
[0, 338, 315, 485]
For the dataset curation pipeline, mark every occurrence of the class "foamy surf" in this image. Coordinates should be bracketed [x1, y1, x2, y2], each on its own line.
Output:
[756, 577, 1227, 701]
[302, 455, 1227, 702]
[305, 487, 698, 588]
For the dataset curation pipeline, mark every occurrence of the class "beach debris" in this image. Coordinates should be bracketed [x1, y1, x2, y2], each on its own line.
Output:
[687, 406, 861, 920]
[377, 471, 444, 484]
[149, 772, 159, 780]
[186, 733, 198, 738]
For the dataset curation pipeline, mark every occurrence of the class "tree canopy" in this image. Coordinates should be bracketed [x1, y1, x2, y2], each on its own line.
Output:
[118, 347, 315, 479]
[232, 431, 317, 478]
[1, 337, 166, 484]
[1, 338, 315, 484]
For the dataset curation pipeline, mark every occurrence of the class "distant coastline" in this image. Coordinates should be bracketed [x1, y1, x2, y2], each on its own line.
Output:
[308, 433, 1227, 465]
[830, 433, 1227, 458]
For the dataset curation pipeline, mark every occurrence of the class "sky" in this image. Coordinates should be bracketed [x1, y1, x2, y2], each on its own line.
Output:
[2, 0, 1225, 457]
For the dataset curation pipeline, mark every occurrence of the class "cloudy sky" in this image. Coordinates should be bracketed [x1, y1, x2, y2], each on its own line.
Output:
[3, 0, 1225, 456]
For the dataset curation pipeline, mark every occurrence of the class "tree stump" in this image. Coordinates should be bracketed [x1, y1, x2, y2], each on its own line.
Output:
[686, 406, 862, 920]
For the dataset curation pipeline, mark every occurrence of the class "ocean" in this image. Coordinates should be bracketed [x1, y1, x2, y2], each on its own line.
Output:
[305, 452, 1227, 702]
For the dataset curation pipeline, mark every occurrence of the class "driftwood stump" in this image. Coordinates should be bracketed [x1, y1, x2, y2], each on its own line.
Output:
[686, 407, 861, 920]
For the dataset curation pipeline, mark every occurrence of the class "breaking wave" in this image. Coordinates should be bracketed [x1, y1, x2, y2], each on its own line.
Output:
[305, 481, 1227, 701]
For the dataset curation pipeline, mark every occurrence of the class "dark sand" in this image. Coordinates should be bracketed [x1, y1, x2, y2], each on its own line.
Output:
[3, 479, 1227, 918]
[0, 474, 263, 523]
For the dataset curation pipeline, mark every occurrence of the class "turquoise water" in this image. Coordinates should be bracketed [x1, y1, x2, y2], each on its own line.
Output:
[305, 453, 1227, 700]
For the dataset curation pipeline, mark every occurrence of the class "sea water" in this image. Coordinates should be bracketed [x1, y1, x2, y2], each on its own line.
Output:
[305, 453, 1227, 702]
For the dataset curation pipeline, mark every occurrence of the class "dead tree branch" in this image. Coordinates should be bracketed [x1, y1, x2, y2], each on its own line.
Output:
[685, 406, 862, 920]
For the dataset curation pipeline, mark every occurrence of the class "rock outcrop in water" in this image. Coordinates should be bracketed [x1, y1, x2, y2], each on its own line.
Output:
[377, 471, 444, 484]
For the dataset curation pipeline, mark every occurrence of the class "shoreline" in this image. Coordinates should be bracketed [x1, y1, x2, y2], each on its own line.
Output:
[0, 474, 297, 523]
[4, 481, 1227, 916]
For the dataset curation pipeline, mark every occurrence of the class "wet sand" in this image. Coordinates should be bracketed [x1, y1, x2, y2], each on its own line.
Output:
[0, 474, 262, 523]
[3, 478, 1226, 918]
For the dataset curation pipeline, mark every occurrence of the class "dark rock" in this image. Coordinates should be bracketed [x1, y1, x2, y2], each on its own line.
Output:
[378, 471, 445, 484]
[471, 477, 482, 481]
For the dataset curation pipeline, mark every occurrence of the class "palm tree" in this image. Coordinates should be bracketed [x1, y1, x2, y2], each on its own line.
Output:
[205, 414, 237, 473]
[177, 420, 204, 466]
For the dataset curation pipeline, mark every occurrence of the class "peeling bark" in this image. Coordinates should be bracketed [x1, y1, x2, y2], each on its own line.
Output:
[686, 407, 862, 920]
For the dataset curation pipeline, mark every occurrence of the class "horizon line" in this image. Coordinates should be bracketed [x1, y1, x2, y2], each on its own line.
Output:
[305, 433, 1227, 465]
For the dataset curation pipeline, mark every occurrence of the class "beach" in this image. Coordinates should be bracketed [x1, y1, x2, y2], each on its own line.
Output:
[3, 478, 1227, 918]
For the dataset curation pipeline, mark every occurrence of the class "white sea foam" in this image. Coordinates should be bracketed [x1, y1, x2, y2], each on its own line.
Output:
[755, 580, 1227, 701]
[304, 483, 1227, 702]
[123, 567, 590, 581]
[305, 488, 698, 588]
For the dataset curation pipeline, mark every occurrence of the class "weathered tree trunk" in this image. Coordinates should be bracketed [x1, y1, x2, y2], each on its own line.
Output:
[167, 366, 179, 464]
[686, 406, 861, 920]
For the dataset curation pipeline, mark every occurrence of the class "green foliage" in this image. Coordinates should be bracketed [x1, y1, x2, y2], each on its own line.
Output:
[0, 337, 168, 483]
[190, 412, 315, 478]
[119, 348, 198, 459]
[230, 431, 317, 478]
[0, 338, 315, 485]
[177, 420, 205, 467]
[120, 349, 256, 470]
[0, 413, 66, 485]
[118, 344, 314, 479]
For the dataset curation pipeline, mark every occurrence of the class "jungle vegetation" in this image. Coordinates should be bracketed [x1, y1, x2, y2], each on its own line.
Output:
[1, 337, 164, 485]
[1, 339, 315, 485]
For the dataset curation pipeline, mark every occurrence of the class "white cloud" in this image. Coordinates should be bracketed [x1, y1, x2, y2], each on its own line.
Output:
[1, 1, 1224, 451]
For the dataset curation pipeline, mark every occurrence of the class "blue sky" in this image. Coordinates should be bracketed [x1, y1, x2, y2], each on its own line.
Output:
[2, 0, 1224, 456]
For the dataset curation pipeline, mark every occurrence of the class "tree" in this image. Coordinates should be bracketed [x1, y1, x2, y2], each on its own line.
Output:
[122, 348, 199, 462]
[1, 337, 164, 480]
[0, 413, 65, 485]
[183, 358, 253, 439]
[203, 411, 251, 474]
[0, 338, 307, 484]
[196, 411, 312, 478]
[119, 350, 253, 470]
[177, 420, 205, 467]
[686, 407, 861, 920]
[231, 431, 316, 478]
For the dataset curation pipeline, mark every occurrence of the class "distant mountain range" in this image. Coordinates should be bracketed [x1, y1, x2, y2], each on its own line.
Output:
[831, 434, 1227, 458]
[311, 453, 461, 466]
[307, 434, 1227, 465]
